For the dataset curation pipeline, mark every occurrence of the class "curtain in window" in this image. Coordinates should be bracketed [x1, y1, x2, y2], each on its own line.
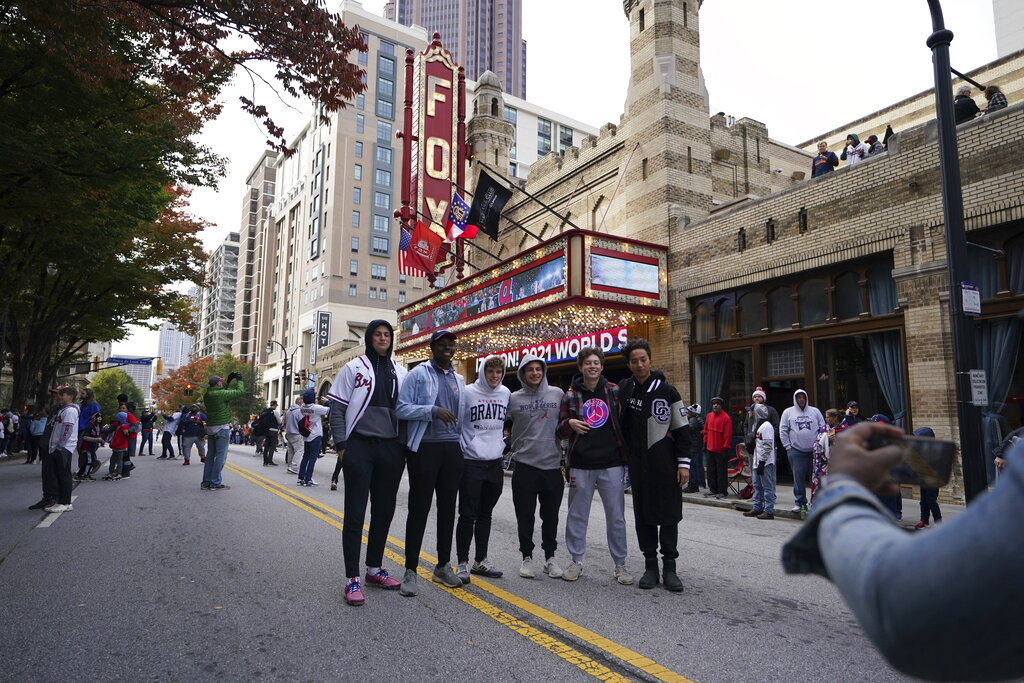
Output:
[696, 352, 728, 412]
[964, 244, 1000, 299]
[867, 266, 897, 316]
[1007, 236, 1024, 294]
[975, 316, 1022, 482]
[867, 330, 906, 426]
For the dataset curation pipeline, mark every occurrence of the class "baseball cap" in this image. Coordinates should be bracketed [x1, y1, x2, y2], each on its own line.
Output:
[847, 401, 860, 408]
[686, 403, 702, 415]
[208, 376, 223, 386]
[710, 396, 724, 405]
[868, 413, 892, 424]
[430, 328, 457, 344]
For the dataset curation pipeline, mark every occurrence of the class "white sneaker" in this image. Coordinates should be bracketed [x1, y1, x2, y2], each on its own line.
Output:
[456, 562, 471, 584]
[44, 503, 72, 513]
[519, 556, 536, 578]
[790, 505, 802, 513]
[308, 479, 319, 486]
[562, 561, 584, 581]
[543, 558, 564, 579]
[287, 467, 299, 475]
[614, 564, 634, 585]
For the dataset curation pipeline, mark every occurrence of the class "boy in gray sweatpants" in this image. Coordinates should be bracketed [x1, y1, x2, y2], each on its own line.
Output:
[556, 347, 633, 585]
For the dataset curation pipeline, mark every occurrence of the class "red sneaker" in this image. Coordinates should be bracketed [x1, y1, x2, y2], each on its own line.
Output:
[364, 568, 401, 590]
[914, 520, 929, 529]
[200, 457, 206, 463]
[344, 578, 365, 606]
[182, 460, 190, 466]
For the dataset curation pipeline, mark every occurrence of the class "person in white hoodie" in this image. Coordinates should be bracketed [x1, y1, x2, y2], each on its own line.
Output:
[779, 389, 825, 513]
[454, 355, 511, 583]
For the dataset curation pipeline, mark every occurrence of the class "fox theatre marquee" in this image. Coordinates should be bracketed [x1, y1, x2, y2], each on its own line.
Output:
[396, 230, 669, 377]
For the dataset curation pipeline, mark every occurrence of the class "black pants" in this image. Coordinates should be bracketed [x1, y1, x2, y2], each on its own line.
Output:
[706, 449, 728, 494]
[636, 521, 679, 560]
[26, 434, 42, 463]
[262, 431, 279, 464]
[41, 448, 73, 505]
[161, 431, 175, 457]
[920, 487, 942, 523]
[341, 436, 405, 577]
[511, 462, 564, 560]
[404, 441, 463, 569]
[456, 459, 505, 564]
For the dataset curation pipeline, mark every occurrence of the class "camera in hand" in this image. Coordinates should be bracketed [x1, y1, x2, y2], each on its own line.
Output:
[867, 433, 956, 487]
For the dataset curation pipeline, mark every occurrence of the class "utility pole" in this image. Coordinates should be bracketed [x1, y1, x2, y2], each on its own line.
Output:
[926, 0, 987, 502]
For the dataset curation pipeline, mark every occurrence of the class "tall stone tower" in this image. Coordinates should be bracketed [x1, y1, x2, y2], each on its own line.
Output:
[466, 70, 515, 190]
[613, 0, 713, 245]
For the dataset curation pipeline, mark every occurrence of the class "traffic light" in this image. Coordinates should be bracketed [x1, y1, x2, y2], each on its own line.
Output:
[293, 372, 302, 385]
[155, 359, 164, 376]
[184, 383, 193, 397]
[300, 369, 308, 385]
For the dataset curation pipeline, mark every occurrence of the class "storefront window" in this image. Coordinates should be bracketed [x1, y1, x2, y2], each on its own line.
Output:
[765, 341, 803, 377]
[834, 271, 862, 320]
[964, 242, 1000, 299]
[716, 298, 734, 338]
[798, 279, 828, 326]
[768, 286, 793, 331]
[815, 334, 896, 418]
[737, 292, 762, 335]
[867, 265, 897, 315]
[694, 303, 713, 342]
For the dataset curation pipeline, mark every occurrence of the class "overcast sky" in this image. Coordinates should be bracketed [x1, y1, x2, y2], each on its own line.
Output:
[114, 0, 997, 356]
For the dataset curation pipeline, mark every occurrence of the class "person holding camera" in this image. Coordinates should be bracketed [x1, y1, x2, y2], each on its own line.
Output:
[783, 421, 1024, 680]
[200, 372, 245, 491]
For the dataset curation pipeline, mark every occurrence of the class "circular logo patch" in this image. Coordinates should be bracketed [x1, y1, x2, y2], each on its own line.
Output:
[581, 398, 609, 428]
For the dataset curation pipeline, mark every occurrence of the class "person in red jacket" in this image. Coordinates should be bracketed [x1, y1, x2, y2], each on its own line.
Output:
[702, 397, 733, 499]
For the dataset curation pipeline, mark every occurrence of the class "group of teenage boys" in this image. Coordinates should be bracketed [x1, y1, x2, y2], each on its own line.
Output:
[326, 321, 695, 606]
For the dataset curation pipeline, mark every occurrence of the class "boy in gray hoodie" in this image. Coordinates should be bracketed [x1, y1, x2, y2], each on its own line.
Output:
[455, 355, 511, 583]
[505, 354, 566, 579]
[779, 389, 825, 512]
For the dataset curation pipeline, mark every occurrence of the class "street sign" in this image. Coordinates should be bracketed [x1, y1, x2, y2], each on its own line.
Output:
[107, 357, 152, 366]
[969, 369, 988, 406]
[961, 281, 981, 317]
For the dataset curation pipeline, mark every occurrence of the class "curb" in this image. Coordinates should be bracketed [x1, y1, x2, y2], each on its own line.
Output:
[681, 493, 805, 521]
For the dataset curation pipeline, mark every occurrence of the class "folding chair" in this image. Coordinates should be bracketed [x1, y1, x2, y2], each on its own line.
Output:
[728, 442, 753, 497]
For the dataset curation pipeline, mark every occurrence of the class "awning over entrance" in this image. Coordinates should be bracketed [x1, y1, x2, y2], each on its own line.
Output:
[396, 230, 669, 362]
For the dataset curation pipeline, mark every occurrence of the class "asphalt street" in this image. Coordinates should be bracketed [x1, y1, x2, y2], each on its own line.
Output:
[0, 444, 912, 682]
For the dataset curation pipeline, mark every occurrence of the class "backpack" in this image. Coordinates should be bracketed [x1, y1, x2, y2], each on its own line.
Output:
[298, 415, 311, 438]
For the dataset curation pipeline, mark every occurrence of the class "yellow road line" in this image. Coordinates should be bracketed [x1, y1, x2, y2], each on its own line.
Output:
[226, 462, 693, 683]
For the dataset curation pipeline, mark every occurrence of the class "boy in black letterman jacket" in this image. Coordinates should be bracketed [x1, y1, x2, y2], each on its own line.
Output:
[618, 338, 691, 592]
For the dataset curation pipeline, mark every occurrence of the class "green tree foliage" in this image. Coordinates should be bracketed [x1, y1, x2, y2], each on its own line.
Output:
[89, 369, 145, 419]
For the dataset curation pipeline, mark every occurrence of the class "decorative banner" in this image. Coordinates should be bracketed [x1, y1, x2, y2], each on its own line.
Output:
[311, 311, 331, 365]
[476, 327, 628, 371]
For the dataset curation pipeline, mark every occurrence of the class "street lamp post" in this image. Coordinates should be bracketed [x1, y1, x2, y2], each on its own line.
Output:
[926, 0, 986, 502]
[265, 339, 302, 413]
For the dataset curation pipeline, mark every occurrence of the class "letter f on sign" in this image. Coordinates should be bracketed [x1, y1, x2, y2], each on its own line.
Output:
[427, 76, 452, 117]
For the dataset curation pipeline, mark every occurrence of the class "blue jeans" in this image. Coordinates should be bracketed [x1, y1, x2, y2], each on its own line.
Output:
[786, 448, 812, 506]
[689, 450, 706, 488]
[753, 463, 776, 513]
[140, 430, 154, 454]
[202, 427, 230, 487]
[298, 436, 321, 483]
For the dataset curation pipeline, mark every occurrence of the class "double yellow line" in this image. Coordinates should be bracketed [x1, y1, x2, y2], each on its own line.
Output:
[225, 461, 692, 683]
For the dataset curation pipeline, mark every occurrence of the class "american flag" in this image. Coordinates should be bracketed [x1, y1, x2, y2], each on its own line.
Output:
[398, 226, 427, 277]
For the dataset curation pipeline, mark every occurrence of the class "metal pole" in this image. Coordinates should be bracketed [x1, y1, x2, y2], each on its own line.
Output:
[926, 0, 986, 502]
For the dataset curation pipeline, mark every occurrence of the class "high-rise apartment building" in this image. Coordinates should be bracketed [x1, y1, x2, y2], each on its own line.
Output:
[384, 0, 527, 99]
[994, 0, 1024, 58]
[195, 233, 240, 359]
[157, 322, 193, 371]
[114, 355, 155, 401]
[232, 151, 277, 364]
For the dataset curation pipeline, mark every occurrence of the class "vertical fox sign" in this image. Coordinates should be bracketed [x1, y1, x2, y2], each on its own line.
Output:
[398, 32, 467, 285]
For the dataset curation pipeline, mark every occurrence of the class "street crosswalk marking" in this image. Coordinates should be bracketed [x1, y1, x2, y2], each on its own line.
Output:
[226, 461, 694, 683]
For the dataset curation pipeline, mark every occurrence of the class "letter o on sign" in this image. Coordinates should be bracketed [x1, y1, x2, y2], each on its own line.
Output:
[425, 136, 450, 180]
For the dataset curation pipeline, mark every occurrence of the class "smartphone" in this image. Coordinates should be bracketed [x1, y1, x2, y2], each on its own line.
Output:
[867, 434, 956, 487]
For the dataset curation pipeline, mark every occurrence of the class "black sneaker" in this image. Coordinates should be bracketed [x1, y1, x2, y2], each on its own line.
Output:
[211, 484, 231, 490]
[29, 499, 54, 510]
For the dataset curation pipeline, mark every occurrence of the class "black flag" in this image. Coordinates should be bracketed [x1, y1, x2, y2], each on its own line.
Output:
[467, 170, 513, 240]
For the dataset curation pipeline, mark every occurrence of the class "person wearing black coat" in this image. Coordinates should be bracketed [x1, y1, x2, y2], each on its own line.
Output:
[618, 339, 691, 593]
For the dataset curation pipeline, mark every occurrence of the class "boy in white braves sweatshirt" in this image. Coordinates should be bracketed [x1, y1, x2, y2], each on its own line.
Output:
[455, 355, 511, 583]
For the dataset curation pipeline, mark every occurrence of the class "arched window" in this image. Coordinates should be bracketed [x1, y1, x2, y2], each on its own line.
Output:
[737, 292, 762, 335]
[491, 97, 499, 116]
[867, 265, 897, 316]
[694, 303, 714, 343]
[798, 278, 828, 326]
[716, 298, 734, 338]
[834, 271, 862, 320]
[768, 286, 794, 331]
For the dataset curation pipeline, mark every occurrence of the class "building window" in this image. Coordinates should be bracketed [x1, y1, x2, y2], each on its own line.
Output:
[377, 120, 392, 141]
[510, 140, 517, 159]
[356, 93, 364, 110]
[379, 288, 388, 301]
[374, 191, 391, 210]
[378, 55, 395, 76]
[537, 118, 552, 156]
[358, 50, 367, 66]
[349, 259, 358, 275]
[373, 215, 390, 233]
[374, 169, 392, 186]
[355, 141, 363, 158]
[376, 99, 394, 119]
[399, 274, 407, 283]
[737, 292, 763, 335]
[351, 210, 360, 228]
[354, 164, 362, 181]
[559, 125, 573, 154]
[376, 146, 393, 165]
[398, 290, 406, 303]
[768, 286, 794, 331]
[378, 77, 394, 97]
[369, 287, 378, 299]
[349, 284, 357, 296]
[351, 236, 359, 252]
[834, 272, 863, 320]
[372, 236, 389, 254]
[798, 279, 828, 326]
[503, 105, 517, 125]
[371, 263, 387, 280]
[356, 114, 364, 134]
[509, 162, 518, 177]
[766, 341, 804, 377]
[380, 41, 394, 56]
[352, 187, 361, 204]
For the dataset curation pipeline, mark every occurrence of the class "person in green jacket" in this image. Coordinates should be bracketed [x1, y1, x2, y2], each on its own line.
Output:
[201, 372, 245, 490]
